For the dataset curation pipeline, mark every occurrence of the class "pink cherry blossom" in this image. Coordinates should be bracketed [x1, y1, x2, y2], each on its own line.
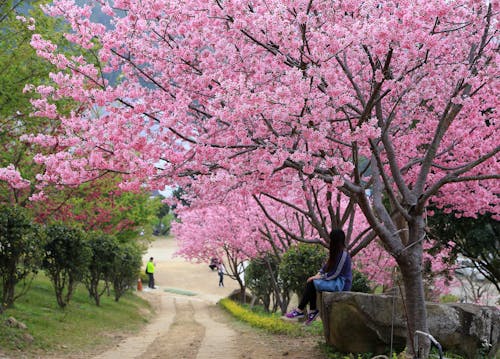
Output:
[0, 165, 31, 190]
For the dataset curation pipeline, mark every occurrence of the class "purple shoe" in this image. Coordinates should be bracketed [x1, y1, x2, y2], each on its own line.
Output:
[305, 310, 319, 325]
[285, 308, 305, 319]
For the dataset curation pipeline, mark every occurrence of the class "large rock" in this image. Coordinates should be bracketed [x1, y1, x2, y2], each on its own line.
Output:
[319, 292, 499, 358]
[227, 288, 254, 304]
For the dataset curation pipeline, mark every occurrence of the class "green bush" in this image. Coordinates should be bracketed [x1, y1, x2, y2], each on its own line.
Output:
[279, 243, 326, 297]
[0, 273, 150, 355]
[351, 270, 372, 293]
[111, 241, 143, 301]
[84, 232, 119, 306]
[42, 223, 91, 308]
[246, 257, 274, 310]
[0, 205, 43, 310]
[245, 254, 290, 313]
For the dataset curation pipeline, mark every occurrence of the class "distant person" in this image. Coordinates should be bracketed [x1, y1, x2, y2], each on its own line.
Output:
[145, 257, 156, 289]
[209, 257, 219, 271]
[285, 229, 352, 325]
[218, 262, 225, 287]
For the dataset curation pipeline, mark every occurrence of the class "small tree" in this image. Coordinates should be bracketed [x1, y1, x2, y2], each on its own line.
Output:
[43, 224, 90, 308]
[246, 254, 290, 313]
[84, 231, 118, 306]
[279, 244, 326, 303]
[428, 210, 500, 293]
[111, 242, 143, 301]
[0, 205, 42, 311]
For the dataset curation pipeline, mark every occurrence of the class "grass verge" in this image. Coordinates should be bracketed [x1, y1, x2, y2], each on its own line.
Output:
[218, 298, 322, 336]
[0, 274, 151, 357]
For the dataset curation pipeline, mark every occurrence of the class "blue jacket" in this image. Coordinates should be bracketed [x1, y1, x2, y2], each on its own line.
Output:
[319, 250, 352, 291]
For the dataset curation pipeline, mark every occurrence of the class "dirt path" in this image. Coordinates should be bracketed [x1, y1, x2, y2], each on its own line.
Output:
[92, 237, 324, 359]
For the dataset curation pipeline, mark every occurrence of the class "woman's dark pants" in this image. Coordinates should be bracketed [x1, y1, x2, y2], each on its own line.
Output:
[298, 280, 317, 311]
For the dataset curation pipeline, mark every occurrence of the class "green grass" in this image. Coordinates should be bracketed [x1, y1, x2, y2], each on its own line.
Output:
[0, 274, 152, 357]
[163, 287, 197, 296]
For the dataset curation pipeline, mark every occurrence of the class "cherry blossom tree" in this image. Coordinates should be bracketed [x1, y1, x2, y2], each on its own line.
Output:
[0, 0, 71, 205]
[0, 1, 141, 237]
[173, 195, 266, 299]
[26, 0, 499, 355]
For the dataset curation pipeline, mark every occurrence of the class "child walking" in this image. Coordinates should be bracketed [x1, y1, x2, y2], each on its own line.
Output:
[217, 263, 225, 287]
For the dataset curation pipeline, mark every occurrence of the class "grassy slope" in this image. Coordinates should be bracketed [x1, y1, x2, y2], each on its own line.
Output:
[0, 274, 151, 357]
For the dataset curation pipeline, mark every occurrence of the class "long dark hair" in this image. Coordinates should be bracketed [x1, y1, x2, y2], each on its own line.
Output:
[324, 229, 346, 272]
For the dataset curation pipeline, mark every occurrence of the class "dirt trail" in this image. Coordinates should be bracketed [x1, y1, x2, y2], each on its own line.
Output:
[92, 237, 324, 359]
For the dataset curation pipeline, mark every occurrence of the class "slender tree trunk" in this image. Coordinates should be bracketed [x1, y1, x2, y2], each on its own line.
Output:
[53, 273, 67, 308]
[264, 258, 287, 313]
[4, 282, 15, 308]
[95, 290, 100, 306]
[3, 272, 16, 308]
[88, 277, 101, 306]
[2, 260, 18, 308]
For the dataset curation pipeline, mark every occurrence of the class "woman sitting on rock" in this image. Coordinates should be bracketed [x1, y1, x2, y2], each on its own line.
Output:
[285, 229, 352, 325]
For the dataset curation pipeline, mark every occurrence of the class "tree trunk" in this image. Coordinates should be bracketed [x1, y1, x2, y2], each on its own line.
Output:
[55, 288, 66, 308]
[2, 273, 16, 308]
[113, 279, 124, 301]
[396, 221, 430, 358]
[65, 277, 76, 304]
[53, 274, 67, 308]
[235, 276, 246, 303]
[264, 258, 288, 313]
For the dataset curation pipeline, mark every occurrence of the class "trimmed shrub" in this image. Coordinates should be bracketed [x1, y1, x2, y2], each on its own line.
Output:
[84, 232, 119, 306]
[42, 224, 90, 308]
[279, 243, 326, 297]
[111, 242, 142, 301]
[0, 205, 42, 310]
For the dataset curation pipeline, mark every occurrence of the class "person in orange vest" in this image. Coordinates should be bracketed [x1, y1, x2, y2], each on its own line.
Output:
[145, 257, 156, 289]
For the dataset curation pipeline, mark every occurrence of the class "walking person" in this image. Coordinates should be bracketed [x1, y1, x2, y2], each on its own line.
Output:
[145, 257, 156, 289]
[217, 262, 225, 287]
[285, 229, 352, 325]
